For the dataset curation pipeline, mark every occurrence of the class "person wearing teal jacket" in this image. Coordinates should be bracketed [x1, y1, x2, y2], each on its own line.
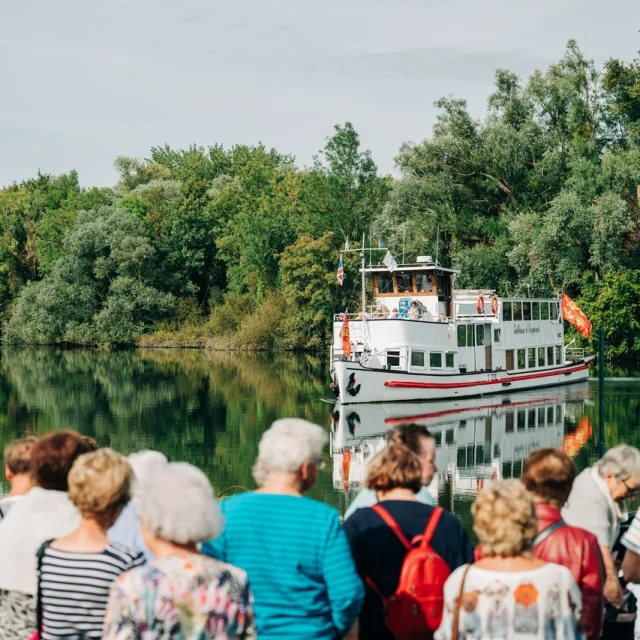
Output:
[343, 422, 437, 521]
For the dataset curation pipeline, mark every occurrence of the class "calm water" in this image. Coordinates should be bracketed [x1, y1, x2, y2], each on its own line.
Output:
[0, 348, 639, 528]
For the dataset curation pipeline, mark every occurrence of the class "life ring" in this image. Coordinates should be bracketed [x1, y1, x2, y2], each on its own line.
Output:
[490, 296, 499, 315]
[476, 295, 485, 315]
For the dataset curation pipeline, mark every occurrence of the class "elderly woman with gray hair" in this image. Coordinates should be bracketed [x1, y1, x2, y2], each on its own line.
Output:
[202, 418, 364, 640]
[562, 444, 640, 608]
[103, 462, 255, 639]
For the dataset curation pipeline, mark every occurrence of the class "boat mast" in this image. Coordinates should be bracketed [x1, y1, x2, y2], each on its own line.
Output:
[361, 232, 366, 318]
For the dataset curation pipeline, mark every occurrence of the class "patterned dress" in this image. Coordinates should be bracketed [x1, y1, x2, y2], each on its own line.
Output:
[102, 553, 255, 640]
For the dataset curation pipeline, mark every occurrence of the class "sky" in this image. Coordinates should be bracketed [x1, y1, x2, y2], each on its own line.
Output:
[1, 0, 639, 187]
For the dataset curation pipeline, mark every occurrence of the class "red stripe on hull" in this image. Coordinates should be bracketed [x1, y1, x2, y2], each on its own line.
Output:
[383, 364, 588, 390]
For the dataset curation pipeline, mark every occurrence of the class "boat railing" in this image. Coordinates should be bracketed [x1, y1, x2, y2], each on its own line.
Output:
[565, 347, 585, 361]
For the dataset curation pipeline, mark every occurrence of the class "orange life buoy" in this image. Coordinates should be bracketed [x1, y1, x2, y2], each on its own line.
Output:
[476, 295, 485, 315]
[490, 295, 499, 315]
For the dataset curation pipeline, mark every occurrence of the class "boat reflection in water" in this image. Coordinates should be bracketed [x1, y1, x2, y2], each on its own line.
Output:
[330, 382, 594, 521]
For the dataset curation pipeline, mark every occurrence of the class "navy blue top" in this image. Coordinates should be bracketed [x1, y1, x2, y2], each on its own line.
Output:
[344, 500, 474, 640]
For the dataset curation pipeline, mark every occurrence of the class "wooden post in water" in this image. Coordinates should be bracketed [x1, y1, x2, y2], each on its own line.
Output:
[599, 326, 605, 458]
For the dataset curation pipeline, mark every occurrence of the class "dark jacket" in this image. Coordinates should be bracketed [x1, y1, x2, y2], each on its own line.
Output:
[533, 503, 605, 640]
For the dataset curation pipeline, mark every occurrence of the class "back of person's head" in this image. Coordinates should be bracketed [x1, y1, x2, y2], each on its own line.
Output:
[385, 423, 432, 455]
[136, 462, 223, 544]
[366, 444, 422, 494]
[473, 479, 537, 558]
[128, 450, 168, 482]
[595, 444, 640, 481]
[4, 437, 38, 477]
[32, 430, 97, 492]
[252, 418, 326, 486]
[68, 448, 132, 519]
[522, 448, 576, 506]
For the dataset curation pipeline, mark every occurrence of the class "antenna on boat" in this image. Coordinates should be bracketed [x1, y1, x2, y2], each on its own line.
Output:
[361, 232, 366, 319]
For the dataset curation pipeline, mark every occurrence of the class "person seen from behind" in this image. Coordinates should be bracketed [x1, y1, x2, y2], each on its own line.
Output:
[435, 480, 584, 640]
[104, 462, 254, 639]
[344, 444, 473, 640]
[344, 422, 436, 520]
[521, 448, 604, 640]
[562, 444, 640, 608]
[0, 437, 37, 520]
[201, 418, 364, 639]
[36, 449, 144, 639]
[0, 430, 96, 639]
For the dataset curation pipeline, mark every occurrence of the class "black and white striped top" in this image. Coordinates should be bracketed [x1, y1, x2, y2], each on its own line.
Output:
[38, 542, 145, 639]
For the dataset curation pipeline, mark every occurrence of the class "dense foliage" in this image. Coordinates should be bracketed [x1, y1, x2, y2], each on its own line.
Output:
[1, 43, 640, 358]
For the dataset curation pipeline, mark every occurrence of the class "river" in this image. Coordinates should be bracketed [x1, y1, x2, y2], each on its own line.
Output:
[0, 348, 639, 527]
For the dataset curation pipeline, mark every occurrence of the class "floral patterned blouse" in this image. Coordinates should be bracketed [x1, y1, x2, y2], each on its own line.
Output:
[103, 552, 255, 639]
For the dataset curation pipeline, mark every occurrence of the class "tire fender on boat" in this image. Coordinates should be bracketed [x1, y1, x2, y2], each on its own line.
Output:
[476, 295, 485, 314]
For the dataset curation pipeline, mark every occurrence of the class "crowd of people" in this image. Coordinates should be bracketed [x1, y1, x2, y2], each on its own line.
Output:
[0, 421, 639, 639]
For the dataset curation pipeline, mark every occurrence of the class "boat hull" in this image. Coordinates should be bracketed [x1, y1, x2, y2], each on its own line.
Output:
[330, 357, 594, 404]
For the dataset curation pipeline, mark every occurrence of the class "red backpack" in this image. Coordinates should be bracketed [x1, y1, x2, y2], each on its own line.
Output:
[364, 504, 450, 640]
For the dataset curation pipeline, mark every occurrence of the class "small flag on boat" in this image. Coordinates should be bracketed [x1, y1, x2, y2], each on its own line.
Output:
[340, 311, 352, 357]
[344, 237, 350, 250]
[561, 292, 592, 339]
[337, 256, 344, 286]
[378, 238, 384, 248]
[382, 250, 397, 272]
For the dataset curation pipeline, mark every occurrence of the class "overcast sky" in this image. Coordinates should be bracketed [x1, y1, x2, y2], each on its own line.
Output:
[1, 0, 638, 187]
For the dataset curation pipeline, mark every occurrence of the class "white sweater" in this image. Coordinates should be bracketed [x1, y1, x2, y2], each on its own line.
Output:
[0, 487, 80, 594]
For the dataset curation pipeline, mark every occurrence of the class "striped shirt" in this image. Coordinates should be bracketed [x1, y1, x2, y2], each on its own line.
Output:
[201, 492, 364, 639]
[38, 542, 145, 640]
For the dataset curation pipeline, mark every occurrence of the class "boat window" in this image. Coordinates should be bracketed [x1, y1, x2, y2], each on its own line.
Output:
[433, 431, 442, 445]
[411, 350, 425, 367]
[541, 302, 549, 320]
[538, 347, 545, 367]
[503, 301, 512, 322]
[547, 406, 554, 424]
[494, 328, 501, 343]
[556, 345, 562, 364]
[517, 349, 526, 369]
[556, 405, 563, 425]
[523, 302, 532, 321]
[377, 274, 394, 295]
[430, 352, 443, 368]
[538, 407, 545, 426]
[547, 346, 554, 365]
[417, 274, 432, 293]
[550, 302, 558, 321]
[395, 273, 412, 294]
[435, 275, 445, 294]
[532, 302, 540, 321]
[457, 303, 476, 316]
[446, 352, 455, 368]
[505, 350, 514, 370]
[517, 410, 526, 430]
[467, 325, 475, 346]
[528, 348, 536, 368]
[387, 350, 400, 367]
[445, 429, 455, 444]
[513, 302, 523, 321]
[457, 325, 466, 347]
[505, 412, 514, 432]
[528, 408, 536, 428]
[476, 325, 485, 346]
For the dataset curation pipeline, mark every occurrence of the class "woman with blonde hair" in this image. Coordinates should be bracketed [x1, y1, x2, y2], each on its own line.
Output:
[36, 448, 144, 639]
[435, 480, 584, 640]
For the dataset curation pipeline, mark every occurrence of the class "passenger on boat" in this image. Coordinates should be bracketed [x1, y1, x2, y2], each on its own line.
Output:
[104, 462, 254, 639]
[344, 422, 436, 520]
[522, 448, 605, 640]
[0, 437, 37, 521]
[39, 449, 144, 640]
[436, 480, 583, 640]
[388, 307, 399, 319]
[108, 450, 167, 560]
[409, 300, 423, 320]
[345, 444, 473, 640]
[201, 418, 364, 640]
[0, 430, 96, 639]
[438, 313, 446, 322]
[562, 444, 640, 608]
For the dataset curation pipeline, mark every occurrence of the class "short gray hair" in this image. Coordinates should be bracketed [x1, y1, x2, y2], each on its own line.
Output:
[253, 418, 327, 486]
[136, 462, 223, 544]
[128, 450, 167, 481]
[595, 445, 640, 481]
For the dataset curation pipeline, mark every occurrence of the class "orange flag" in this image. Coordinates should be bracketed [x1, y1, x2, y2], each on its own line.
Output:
[340, 312, 352, 357]
[561, 293, 592, 339]
[562, 417, 592, 458]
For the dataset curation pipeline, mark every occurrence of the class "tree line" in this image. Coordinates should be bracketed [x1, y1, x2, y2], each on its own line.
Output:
[1, 41, 639, 359]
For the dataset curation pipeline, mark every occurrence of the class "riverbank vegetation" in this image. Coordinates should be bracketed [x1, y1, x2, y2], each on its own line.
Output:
[1, 41, 640, 359]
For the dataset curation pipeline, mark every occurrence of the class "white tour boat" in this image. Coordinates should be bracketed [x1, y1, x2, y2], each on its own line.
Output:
[330, 255, 594, 404]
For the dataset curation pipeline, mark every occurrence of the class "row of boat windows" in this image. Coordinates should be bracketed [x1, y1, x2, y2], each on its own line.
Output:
[505, 346, 563, 370]
[503, 301, 559, 322]
[457, 324, 501, 347]
[387, 350, 456, 368]
[377, 273, 447, 295]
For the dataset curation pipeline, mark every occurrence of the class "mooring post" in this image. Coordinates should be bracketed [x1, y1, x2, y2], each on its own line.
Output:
[599, 326, 605, 458]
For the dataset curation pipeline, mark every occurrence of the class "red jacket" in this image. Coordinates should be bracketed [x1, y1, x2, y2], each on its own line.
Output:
[533, 503, 605, 640]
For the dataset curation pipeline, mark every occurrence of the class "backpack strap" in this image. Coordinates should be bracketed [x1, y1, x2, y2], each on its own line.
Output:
[371, 504, 412, 550]
[419, 506, 444, 548]
[533, 520, 566, 548]
[35, 540, 53, 634]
